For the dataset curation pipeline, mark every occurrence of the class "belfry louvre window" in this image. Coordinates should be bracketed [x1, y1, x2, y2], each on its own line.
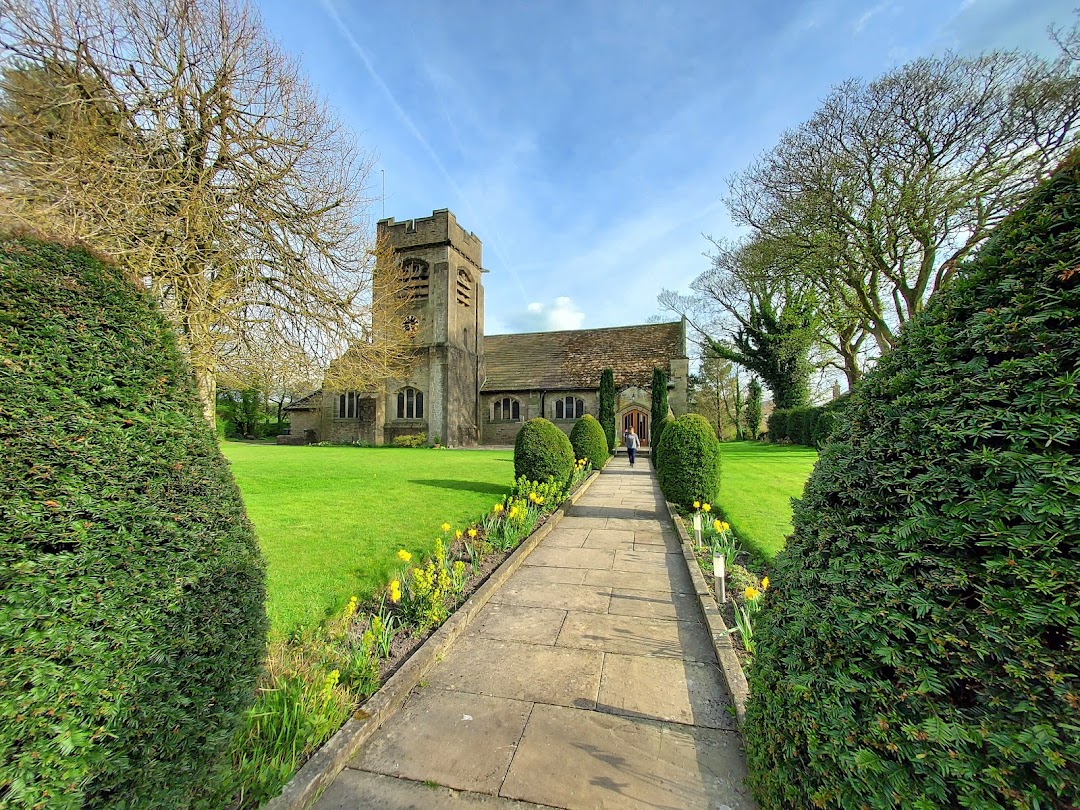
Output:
[493, 396, 521, 421]
[456, 268, 472, 307]
[396, 387, 424, 419]
[401, 259, 430, 300]
[554, 396, 584, 419]
[337, 392, 362, 419]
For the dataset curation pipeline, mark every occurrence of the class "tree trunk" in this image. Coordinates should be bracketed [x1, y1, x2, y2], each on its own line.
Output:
[193, 363, 217, 428]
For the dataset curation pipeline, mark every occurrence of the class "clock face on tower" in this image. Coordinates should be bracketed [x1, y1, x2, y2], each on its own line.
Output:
[403, 315, 419, 335]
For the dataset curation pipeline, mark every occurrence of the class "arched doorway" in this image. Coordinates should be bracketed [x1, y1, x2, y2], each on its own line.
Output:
[622, 408, 650, 447]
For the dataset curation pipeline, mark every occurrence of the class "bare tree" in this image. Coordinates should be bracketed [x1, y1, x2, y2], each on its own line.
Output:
[727, 50, 1080, 353]
[0, 0, 413, 421]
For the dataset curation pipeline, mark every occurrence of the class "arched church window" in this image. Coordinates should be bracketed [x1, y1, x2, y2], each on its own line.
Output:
[554, 396, 584, 419]
[396, 387, 424, 419]
[400, 259, 429, 300]
[492, 396, 521, 422]
[456, 268, 472, 307]
[337, 391, 363, 419]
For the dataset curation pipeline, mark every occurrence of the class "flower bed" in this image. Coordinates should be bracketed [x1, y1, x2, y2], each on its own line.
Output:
[212, 459, 594, 809]
[678, 502, 770, 672]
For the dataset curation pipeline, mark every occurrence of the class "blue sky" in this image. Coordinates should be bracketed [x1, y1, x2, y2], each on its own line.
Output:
[255, 0, 1074, 337]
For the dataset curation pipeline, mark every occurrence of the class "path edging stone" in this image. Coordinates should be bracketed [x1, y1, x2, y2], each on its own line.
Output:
[264, 469, 602, 810]
[665, 501, 750, 727]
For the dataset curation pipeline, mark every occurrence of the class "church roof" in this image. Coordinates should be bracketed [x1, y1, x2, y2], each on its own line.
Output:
[482, 321, 685, 392]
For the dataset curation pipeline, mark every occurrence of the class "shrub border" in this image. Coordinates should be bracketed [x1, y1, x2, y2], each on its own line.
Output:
[265, 469, 602, 810]
[665, 503, 750, 727]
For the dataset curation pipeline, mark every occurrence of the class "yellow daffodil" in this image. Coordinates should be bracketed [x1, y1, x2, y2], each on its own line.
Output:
[493, 503, 504, 513]
[761, 576, 770, 590]
[537, 495, 545, 505]
[468, 528, 477, 538]
[702, 503, 712, 513]
[455, 530, 463, 540]
[441, 522, 451, 533]
[397, 549, 412, 563]
[745, 586, 760, 601]
[713, 519, 722, 532]
[693, 501, 701, 509]
[389, 579, 402, 603]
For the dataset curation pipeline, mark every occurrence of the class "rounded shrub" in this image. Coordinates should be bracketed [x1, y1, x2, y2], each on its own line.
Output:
[514, 417, 575, 485]
[0, 238, 268, 808]
[656, 413, 720, 508]
[569, 414, 609, 470]
[744, 156, 1080, 809]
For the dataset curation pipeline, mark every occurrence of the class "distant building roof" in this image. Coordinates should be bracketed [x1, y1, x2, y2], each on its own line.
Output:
[284, 390, 322, 411]
[481, 321, 685, 392]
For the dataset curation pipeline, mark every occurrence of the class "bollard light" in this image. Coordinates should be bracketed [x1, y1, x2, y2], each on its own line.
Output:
[692, 512, 702, 549]
[714, 553, 726, 604]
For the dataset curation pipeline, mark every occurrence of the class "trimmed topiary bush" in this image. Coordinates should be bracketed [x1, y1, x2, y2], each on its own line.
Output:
[0, 237, 268, 808]
[651, 414, 673, 469]
[650, 366, 668, 446]
[514, 417, 575, 485]
[569, 414, 609, 470]
[656, 413, 720, 508]
[744, 156, 1080, 809]
[598, 368, 616, 452]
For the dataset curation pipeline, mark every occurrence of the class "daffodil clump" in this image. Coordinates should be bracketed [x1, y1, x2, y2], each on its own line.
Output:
[731, 575, 770, 655]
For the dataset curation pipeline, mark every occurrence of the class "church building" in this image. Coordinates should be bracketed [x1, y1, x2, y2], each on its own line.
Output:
[285, 209, 689, 447]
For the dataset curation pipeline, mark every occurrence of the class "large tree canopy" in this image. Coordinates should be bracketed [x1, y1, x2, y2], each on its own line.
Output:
[0, 0, 412, 420]
[727, 49, 1080, 354]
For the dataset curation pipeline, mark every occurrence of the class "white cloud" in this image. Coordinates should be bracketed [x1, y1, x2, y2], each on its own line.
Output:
[502, 296, 586, 333]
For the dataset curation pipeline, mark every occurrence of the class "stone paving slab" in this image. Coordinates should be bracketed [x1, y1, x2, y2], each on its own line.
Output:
[522, 546, 615, 570]
[498, 703, 755, 810]
[597, 653, 737, 730]
[612, 548, 684, 574]
[472, 603, 566, 645]
[556, 612, 716, 662]
[584, 567, 693, 594]
[580, 528, 636, 549]
[607, 587, 702, 622]
[314, 769, 549, 810]
[505, 565, 587, 586]
[353, 688, 531, 794]
[433, 635, 602, 709]
[491, 581, 611, 613]
[540, 528, 590, 548]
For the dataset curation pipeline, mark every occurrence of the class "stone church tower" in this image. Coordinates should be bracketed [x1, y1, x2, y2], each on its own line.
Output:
[378, 209, 485, 447]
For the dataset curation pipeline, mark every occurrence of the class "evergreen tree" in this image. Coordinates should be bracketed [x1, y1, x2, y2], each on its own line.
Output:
[650, 367, 668, 446]
[599, 368, 616, 452]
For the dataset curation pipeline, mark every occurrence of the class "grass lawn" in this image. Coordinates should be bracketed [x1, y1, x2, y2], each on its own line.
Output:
[220, 443, 514, 635]
[716, 441, 818, 560]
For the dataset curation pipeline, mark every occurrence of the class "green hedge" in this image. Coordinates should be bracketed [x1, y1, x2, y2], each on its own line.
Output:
[569, 414, 608, 470]
[769, 400, 845, 448]
[513, 417, 575, 486]
[656, 413, 720, 508]
[744, 154, 1080, 809]
[0, 238, 267, 808]
[766, 409, 789, 443]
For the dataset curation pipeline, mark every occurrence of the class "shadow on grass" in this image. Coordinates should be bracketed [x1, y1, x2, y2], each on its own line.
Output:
[409, 478, 510, 496]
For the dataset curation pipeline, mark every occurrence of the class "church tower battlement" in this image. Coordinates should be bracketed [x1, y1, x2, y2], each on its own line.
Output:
[376, 209, 485, 446]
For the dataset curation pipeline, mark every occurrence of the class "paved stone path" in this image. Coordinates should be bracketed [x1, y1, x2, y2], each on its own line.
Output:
[313, 456, 755, 810]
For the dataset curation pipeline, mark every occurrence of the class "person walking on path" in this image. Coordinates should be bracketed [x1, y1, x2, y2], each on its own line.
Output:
[624, 425, 640, 466]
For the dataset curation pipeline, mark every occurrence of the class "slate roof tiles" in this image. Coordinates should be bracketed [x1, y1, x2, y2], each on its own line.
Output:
[481, 321, 685, 392]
